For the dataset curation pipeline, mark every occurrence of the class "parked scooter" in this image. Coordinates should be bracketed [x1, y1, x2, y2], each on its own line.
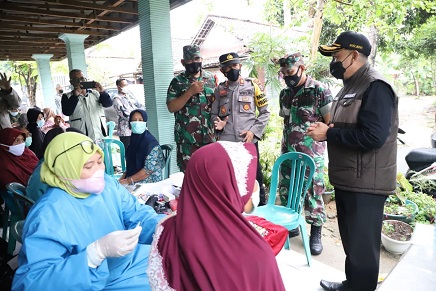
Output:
[404, 129, 436, 197]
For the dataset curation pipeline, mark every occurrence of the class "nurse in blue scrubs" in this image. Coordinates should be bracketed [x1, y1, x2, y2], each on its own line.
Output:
[13, 132, 164, 290]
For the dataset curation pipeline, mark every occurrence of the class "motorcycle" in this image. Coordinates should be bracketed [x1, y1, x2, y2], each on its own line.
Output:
[403, 129, 436, 198]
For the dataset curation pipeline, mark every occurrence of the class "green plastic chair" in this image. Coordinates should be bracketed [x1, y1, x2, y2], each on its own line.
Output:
[106, 121, 116, 138]
[96, 138, 126, 178]
[251, 152, 315, 266]
[1, 182, 33, 255]
[160, 144, 174, 180]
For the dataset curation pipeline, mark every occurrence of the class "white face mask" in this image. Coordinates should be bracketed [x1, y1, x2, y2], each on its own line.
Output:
[1, 143, 26, 156]
[9, 111, 19, 117]
[121, 87, 129, 94]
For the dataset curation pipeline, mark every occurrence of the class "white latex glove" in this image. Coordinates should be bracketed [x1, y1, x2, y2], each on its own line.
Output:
[87, 224, 142, 268]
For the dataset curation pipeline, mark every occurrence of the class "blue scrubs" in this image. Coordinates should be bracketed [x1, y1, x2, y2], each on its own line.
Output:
[13, 175, 163, 290]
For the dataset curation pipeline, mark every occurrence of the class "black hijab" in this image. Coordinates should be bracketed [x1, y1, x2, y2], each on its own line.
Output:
[125, 109, 159, 177]
[26, 107, 45, 159]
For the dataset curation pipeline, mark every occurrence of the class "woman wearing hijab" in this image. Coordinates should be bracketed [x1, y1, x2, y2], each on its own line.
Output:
[119, 109, 164, 185]
[26, 127, 82, 202]
[0, 128, 39, 191]
[26, 107, 45, 159]
[147, 141, 286, 291]
[13, 132, 164, 290]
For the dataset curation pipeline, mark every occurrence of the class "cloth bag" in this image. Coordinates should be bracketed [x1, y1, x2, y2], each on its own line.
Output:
[245, 215, 288, 256]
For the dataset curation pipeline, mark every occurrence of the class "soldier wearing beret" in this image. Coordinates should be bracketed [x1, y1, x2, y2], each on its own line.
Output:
[277, 52, 333, 256]
[167, 44, 217, 172]
[211, 52, 270, 205]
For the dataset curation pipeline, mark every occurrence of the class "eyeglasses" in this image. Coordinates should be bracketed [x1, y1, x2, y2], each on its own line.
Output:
[52, 140, 94, 168]
[70, 77, 87, 83]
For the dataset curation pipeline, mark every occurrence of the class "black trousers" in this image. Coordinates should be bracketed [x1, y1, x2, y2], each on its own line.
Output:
[254, 142, 266, 206]
[335, 189, 387, 291]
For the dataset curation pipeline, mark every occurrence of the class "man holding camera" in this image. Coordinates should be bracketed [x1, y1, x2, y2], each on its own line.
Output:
[62, 69, 112, 140]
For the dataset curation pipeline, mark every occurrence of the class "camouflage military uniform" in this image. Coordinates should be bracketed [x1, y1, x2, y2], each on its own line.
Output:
[279, 76, 333, 226]
[167, 70, 216, 172]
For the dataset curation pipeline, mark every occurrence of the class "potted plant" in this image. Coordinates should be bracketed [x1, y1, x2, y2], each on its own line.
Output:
[381, 220, 414, 255]
[322, 167, 335, 205]
[383, 194, 418, 223]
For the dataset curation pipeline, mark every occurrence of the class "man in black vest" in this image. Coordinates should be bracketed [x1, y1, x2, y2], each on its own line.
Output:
[307, 31, 399, 291]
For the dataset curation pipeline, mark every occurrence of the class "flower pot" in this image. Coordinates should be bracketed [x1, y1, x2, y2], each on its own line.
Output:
[381, 220, 414, 255]
[383, 199, 418, 223]
[322, 190, 334, 205]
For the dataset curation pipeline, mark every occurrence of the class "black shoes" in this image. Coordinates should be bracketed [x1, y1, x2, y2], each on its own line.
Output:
[288, 227, 300, 237]
[320, 280, 351, 291]
[310, 225, 323, 255]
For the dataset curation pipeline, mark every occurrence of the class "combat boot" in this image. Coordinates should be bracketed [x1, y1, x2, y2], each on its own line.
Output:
[310, 225, 323, 255]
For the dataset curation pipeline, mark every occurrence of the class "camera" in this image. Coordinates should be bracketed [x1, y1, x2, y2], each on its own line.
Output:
[80, 81, 96, 89]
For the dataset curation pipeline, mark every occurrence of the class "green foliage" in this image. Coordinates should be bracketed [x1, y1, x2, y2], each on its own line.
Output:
[259, 103, 282, 190]
[396, 173, 436, 224]
[264, 0, 284, 26]
[323, 167, 334, 192]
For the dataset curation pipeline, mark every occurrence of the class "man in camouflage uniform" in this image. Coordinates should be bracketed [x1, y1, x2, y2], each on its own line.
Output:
[212, 52, 270, 205]
[278, 52, 333, 255]
[167, 45, 217, 172]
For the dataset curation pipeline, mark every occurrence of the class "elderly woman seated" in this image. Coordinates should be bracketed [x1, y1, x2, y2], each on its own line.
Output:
[0, 128, 38, 191]
[12, 132, 164, 290]
[119, 109, 165, 185]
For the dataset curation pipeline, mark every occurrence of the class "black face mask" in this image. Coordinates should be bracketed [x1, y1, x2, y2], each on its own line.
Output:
[329, 52, 353, 80]
[284, 67, 301, 88]
[225, 68, 240, 82]
[185, 62, 202, 74]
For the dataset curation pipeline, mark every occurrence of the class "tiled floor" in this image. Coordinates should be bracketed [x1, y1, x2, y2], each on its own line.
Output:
[277, 249, 345, 290]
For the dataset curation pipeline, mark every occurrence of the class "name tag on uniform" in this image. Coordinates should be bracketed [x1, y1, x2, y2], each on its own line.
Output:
[344, 93, 356, 99]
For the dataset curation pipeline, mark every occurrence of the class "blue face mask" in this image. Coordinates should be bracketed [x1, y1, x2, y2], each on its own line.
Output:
[130, 121, 147, 134]
[36, 120, 45, 128]
[25, 136, 32, 147]
[9, 111, 19, 117]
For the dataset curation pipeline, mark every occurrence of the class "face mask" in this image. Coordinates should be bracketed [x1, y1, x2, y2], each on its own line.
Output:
[225, 68, 240, 82]
[9, 111, 19, 117]
[37, 120, 45, 128]
[64, 169, 105, 194]
[329, 52, 353, 80]
[284, 67, 301, 88]
[185, 62, 202, 74]
[25, 136, 32, 147]
[130, 121, 147, 134]
[121, 87, 129, 94]
[1, 142, 25, 156]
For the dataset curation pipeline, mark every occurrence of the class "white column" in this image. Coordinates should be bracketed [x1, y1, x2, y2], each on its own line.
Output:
[58, 33, 89, 75]
[32, 54, 56, 109]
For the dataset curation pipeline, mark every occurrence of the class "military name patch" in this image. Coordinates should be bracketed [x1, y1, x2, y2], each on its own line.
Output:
[344, 93, 356, 99]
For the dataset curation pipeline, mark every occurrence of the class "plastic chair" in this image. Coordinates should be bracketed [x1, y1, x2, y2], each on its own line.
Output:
[106, 121, 116, 138]
[160, 144, 174, 180]
[97, 138, 126, 178]
[1, 183, 31, 255]
[251, 152, 316, 266]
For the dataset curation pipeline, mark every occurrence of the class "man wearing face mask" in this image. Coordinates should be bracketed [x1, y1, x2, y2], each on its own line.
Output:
[112, 78, 143, 149]
[211, 52, 270, 206]
[277, 52, 333, 255]
[0, 128, 39, 192]
[167, 44, 217, 172]
[0, 72, 22, 129]
[307, 31, 398, 291]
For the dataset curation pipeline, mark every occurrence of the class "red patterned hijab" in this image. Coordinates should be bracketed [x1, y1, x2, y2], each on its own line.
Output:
[147, 141, 285, 291]
[0, 128, 39, 190]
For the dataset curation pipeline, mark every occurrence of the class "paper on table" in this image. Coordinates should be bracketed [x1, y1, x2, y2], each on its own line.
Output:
[170, 172, 184, 188]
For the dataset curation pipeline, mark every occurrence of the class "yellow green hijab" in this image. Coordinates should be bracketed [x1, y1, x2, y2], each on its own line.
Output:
[41, 132, 104, 198]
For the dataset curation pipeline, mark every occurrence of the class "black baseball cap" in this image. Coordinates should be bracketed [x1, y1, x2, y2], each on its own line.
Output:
[318, 31, 371, 57]
[219, 52, 240, 67]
